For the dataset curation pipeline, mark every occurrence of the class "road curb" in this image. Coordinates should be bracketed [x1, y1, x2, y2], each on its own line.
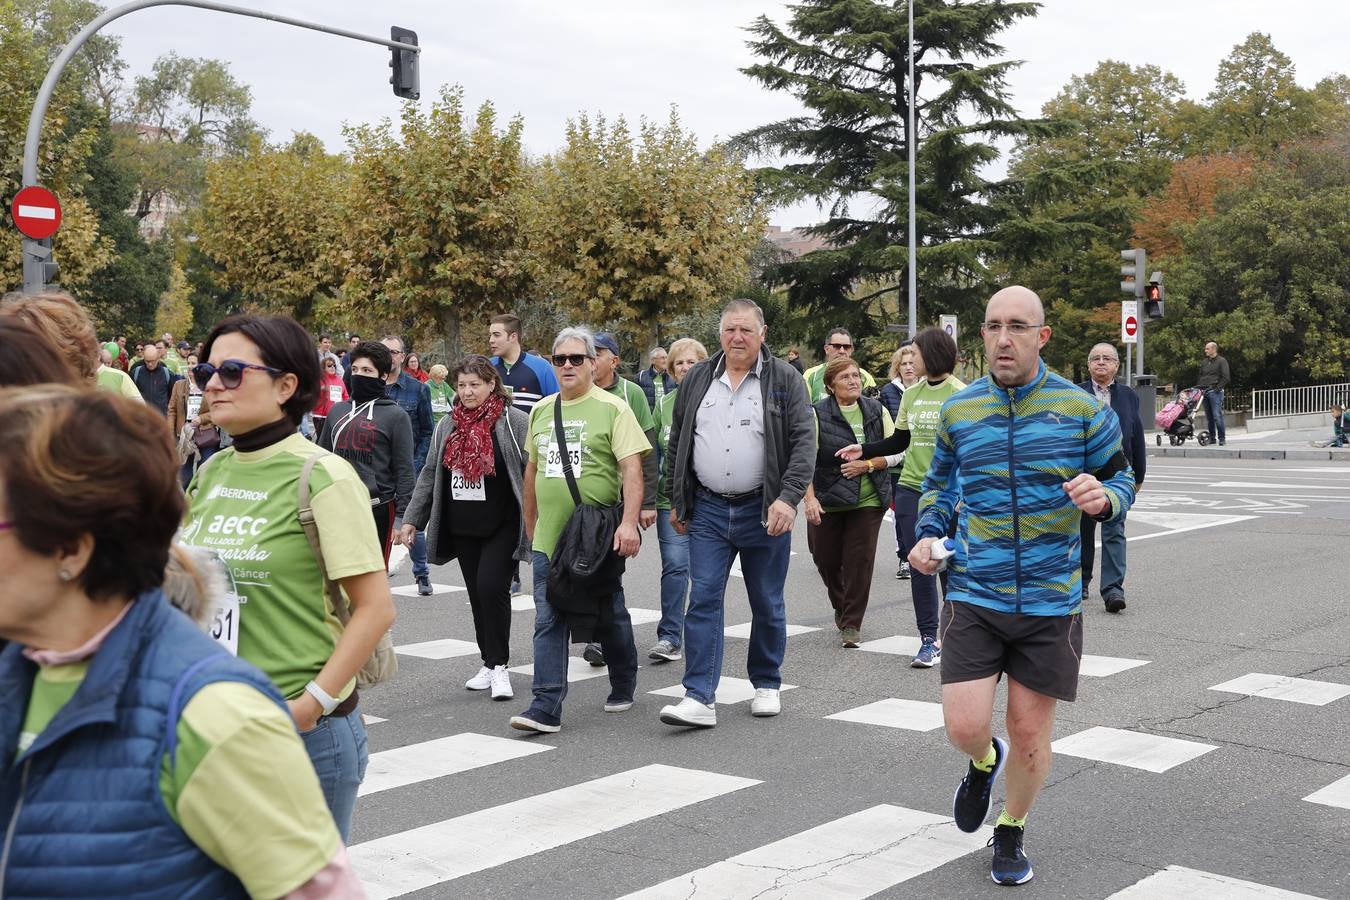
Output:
[1148, 446, 1350, 461]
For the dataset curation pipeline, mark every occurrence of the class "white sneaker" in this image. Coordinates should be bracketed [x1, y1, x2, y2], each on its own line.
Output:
[659, 696, 716, 728]
[750, 688, 781, 717]
[465, 666, 493, 691]
[489, 666, 513, 701]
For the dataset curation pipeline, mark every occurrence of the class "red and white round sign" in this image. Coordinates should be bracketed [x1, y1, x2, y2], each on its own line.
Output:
[1124, 315, 1138, 336]
[10, 185, 62, 240]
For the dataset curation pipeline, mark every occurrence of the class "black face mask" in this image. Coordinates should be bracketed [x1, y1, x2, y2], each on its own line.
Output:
[351, 374, 387, 405]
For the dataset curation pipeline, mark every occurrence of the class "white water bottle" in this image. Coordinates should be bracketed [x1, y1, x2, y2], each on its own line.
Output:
[928, 537, 957, 571]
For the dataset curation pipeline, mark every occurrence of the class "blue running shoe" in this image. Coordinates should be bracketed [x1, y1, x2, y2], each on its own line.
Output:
[953, 736, 1008, 832]
[509, 707, 561, 733]
[911, 637, 941, 668]
[989, 823, 1034, 885]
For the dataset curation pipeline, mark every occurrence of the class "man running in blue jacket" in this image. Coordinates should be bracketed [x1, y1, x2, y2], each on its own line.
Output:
[910, 286, 1137, 886]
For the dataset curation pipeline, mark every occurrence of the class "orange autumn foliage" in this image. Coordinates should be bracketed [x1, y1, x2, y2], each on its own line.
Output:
[1134, 154, 1257, 259]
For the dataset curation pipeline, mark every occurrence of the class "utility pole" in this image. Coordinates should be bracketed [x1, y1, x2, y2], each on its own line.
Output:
[906, 0, 917, 339]
[17, 0, 420, 293]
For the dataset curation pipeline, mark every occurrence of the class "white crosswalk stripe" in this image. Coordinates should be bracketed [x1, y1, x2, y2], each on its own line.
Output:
[1106, 865, 1328, 899]
[618, 804, 987, 900]
[359, 732, 553, 797]
[350, 764, 760, 899]
[1051, 726, 1218, 772]
[1209, 672, 1350, 705]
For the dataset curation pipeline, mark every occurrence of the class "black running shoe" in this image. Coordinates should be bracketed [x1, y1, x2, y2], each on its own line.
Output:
[582, 642, 606, 667]
[989, 823, 1033, 885]
[1104, 593, 1126, 613]
[953, 736, 1008, 833]
[897, 561, 911, 580]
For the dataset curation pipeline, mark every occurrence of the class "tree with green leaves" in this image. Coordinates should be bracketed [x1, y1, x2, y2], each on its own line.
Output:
[734, 0, 1044, 352]
[337, 87, 532, 356]
[197, 132, 348, 324]
[528, 110, 763, 347]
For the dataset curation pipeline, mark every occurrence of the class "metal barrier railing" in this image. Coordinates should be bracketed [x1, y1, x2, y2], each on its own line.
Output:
[1251, 382, 1350, 419]
[1153, 387, 1247, 414]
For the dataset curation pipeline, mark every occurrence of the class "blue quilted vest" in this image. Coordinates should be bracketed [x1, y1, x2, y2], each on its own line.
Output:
[0, 589, 288, 899]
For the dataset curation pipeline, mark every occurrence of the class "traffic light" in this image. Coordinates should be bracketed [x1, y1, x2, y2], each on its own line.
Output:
[1144, 271, 1165, 319]
[1120, 248, 1146, 298]
[389, 26, 419, 100]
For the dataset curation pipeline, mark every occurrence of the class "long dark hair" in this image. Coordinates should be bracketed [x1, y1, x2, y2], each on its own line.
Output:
[201, 315, 321, 425]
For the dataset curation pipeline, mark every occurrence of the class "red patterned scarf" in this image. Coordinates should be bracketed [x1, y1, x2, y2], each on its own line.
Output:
[443, 393, 505, 480]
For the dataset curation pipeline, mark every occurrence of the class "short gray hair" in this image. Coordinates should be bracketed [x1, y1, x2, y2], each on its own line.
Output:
[1088, 342, 1118, 362]
[553, 326, 597, 358]
[721, 298, 765, 329]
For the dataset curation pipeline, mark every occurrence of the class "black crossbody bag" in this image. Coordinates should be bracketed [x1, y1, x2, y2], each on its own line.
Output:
[546, 397, 625, 609]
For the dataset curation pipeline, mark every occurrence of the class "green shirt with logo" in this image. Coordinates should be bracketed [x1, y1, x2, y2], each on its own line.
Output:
[896, 375, 966, 490]
[527, 386, 651, 560]
[182, 433, 386, 701]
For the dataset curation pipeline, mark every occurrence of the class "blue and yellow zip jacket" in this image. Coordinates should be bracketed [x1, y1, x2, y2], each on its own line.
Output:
[916, 361, 1136, 617]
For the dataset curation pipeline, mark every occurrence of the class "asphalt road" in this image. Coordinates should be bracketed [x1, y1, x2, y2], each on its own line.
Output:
[350, 457, 1350, 899]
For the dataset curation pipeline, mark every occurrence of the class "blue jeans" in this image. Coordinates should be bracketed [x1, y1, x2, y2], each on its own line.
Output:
[1202, 388, 1226, 441]
[896, 486, 940, 640]
[683, 492, 789, 705]
[656, 514, 690, 647]
[394, 516, 430, 578]
[1080, 512, 1128, 600]
[889, 474, 909, 560]
[300, 708, 368, 843]
[528, 551, 638, 718]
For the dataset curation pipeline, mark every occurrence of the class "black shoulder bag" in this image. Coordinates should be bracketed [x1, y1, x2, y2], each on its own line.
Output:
[546, 397, 625, 616]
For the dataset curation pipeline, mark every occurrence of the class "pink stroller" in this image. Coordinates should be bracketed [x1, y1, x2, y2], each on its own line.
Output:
[1156, 386, 1210, 446]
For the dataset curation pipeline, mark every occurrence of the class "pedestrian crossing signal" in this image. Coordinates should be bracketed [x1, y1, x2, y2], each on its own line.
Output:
[1144, 276, 1164, 319]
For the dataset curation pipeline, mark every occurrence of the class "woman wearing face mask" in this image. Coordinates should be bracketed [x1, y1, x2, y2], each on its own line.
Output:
[401, 356, 529, 702]
[181, 315, 395, 842]
[317, 341, 415, 566]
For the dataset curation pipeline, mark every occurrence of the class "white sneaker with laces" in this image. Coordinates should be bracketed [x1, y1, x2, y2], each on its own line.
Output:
[658, 696, 717, 728]
[489, 666, 513, 700]
[750, 688, 781, 717]
[465, 666, 493, 691]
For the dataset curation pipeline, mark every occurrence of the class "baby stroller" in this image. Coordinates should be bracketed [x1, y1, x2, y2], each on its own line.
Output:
[1156, 386, 1210, 446]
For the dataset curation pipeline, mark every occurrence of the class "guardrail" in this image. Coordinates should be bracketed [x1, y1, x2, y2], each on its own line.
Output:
[1252, 382, 1350, 419]
[1153, 387, 1248, 414]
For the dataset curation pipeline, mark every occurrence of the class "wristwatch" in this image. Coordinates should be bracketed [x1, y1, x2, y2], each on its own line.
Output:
[305, 679, 340, 716]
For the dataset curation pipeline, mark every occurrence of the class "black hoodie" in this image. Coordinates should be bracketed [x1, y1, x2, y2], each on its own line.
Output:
[317, 399, 415, 515]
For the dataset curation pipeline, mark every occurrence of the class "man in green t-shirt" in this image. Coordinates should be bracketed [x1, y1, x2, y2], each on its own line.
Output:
[802, 327, 876, 402]
[510, 327, 649, 734]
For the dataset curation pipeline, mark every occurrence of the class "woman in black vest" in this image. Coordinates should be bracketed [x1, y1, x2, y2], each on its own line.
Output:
[802, 356, 895, 647]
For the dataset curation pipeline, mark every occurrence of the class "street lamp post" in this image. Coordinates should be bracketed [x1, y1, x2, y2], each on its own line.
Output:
[906, 0, 917, 339]
[18, 0, 421, 294]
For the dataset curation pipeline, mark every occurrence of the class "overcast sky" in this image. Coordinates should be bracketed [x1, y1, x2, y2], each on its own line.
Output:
[104, 1, 1345, 227]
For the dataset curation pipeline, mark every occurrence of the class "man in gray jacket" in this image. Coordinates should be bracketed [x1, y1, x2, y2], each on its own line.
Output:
[1198, 341, 1231, 446]
[658, 298, 815, 727]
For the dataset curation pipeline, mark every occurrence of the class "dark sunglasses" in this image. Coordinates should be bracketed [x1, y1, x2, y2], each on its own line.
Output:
[828, 342, 853, 351]
[550, 353, 592, 368]
[192, 359, 283, 390]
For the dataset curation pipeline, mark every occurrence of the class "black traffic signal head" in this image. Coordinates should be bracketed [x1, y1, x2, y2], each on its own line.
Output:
[390, 26, 420, 100]
[1144, 272, 1165, 318]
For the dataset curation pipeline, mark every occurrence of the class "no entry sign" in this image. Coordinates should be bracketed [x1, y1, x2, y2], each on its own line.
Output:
[1121, 300, 1138, 344]
[10, 185, 62, 240]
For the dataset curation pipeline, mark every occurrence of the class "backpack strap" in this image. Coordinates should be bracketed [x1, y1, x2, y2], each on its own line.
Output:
[298, 452, 354, 626]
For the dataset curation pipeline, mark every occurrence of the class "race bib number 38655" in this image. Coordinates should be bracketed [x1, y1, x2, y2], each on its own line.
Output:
[545, 441, 582, 479]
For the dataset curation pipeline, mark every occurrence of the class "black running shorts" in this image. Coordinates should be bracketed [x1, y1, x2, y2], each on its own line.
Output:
[938, 599, 1083, 702]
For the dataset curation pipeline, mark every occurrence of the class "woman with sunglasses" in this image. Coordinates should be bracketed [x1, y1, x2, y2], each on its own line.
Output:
[181, 314, 395, 841]
[400, 356, 529, 701]
[0, 386, 364, 897]
[312, 351, 350, 439]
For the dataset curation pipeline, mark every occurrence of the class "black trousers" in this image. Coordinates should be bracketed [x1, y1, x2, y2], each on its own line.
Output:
[371, 500, 396, 567]
[454, 522, 517, 667]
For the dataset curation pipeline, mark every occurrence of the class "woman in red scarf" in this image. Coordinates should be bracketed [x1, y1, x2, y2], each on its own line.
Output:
[404, 351, 430, 383]
[400, 356, 530, 701]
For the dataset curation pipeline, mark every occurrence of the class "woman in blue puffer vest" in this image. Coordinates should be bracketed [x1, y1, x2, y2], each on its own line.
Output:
[0, 385, 363, 899]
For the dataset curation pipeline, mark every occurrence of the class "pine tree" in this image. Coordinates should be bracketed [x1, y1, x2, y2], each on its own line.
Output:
[734, 0, 1043, 348]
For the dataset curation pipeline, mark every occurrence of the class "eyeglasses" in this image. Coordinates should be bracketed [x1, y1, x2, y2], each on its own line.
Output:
[980, 322, 1044, 337]
[551, 353, 592, 368]
[827, 342, 853, 351]
[192, 359, 284, 390]
[1088, 355, 1118, 363]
